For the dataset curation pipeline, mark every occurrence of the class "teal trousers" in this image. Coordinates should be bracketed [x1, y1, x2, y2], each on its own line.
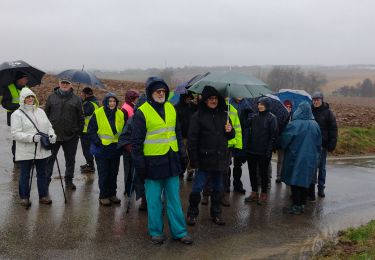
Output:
[144, 176, 188, 238]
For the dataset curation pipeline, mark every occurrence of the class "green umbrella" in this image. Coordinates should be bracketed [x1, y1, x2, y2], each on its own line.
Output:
[189, 71, 272, 98]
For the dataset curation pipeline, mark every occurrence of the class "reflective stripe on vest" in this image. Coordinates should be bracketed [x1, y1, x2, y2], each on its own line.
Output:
[121, 102, 134, 118]
[7, 83, 22, 112]
[227, 103, 243, 149]
[83, 101, 99, 133]
[138, 101, 178, 156]
[95, 107, 125, 145]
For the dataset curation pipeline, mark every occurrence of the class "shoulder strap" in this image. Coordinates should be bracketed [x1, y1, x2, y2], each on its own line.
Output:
[19, 109, 40, 132]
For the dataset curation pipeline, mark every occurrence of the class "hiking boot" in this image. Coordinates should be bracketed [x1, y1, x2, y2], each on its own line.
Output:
[186, 170, 194, 181]
[139, 196, 147, 211]
[151, 235, 166, 245]
[39, 197, 52, 205]
[233, 187, 246, 194]
[99, 198, 112, 206]
[175, 235, 193, 245]
[186, 216, 197, 226]
[221, 194, 230, 207]
[275, 178, 282, 184]
[257, 193, 268, 205]
[80, 164, 89, 170]
[65, 182, 76, 191]
[318, 190, 326, 198]
[109, 196, 121, 204]
[81, 165, 95, 173]
[244, 192, 258, 203]
[212, 216, 225, 225]
[20, 199, 31, 208]
[285, 205, 303, 215]
[201, 195, 209, 205]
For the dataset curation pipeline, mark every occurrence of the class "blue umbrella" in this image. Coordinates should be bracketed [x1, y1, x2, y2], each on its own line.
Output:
[56, 69, 105, 88]
[276, 89, 312, 114]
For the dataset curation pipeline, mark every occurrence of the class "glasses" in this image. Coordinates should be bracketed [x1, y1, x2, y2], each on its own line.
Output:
[155, 89, 166, 94]
[60, 81, 71, 85]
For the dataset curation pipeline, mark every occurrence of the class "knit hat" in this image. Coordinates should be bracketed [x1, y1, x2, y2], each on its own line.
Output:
[312, 91, 324, 100]
[283, 100, 292, 107]
[82, 87, 93, 95]
[125, 90, 140, 103]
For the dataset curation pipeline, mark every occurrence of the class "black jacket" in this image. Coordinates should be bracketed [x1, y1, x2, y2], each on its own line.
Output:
[45, 87, 84, 141]
[82, 96, 99, 117]
[175, 94, 198, 138]
[312, 102, 338, 152]
[245, 99, 278, 157]
[1, 83, 25, 126]
[188, 86, 235, 172]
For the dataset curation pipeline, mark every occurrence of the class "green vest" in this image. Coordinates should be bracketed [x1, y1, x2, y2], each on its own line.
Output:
[138, 101, 179, 156]
[83, 101, 99, 133]
[7, 83, 23, 112]
[227, 103, 243, 149]
[95, 107, 125, 145]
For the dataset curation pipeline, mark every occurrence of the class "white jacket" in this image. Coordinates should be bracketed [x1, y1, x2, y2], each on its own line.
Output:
[11, 88, 56, 161]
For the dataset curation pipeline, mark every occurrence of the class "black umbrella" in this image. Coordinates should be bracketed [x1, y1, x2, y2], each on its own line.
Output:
[56, 69, 105, 88]
[0, 60, 45, 88]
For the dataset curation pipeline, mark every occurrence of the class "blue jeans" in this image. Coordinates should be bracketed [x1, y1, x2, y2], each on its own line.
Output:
[313, 148, 327, 191]
[19, 158, 48, 199]
[144, 176, 187, 238]
[192, 170, 223, 193]
[95, 156, 120, 198]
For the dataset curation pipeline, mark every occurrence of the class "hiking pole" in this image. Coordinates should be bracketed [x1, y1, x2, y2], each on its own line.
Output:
[55, 157, 67, 203]
[126, 164, 136, 214]
[27, 143, 38, 209]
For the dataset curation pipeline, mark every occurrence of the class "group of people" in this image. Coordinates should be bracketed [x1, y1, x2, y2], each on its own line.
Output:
[1, 71, 338, 245]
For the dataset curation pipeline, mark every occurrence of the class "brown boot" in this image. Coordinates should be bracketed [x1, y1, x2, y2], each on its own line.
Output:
[244, 192, 258, 203]
[109, 196, 121, 204]
[20, 199, 31, 208]
[39, 197, 52, 205]
[258, 193, 268, 205]
[99, 198, 112, 206]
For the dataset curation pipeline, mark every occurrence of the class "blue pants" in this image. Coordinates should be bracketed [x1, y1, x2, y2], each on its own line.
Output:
[313, 149, 327, 191]
[144, 176, 187, 238]
[19, 158, 48, 199]
[95, 156, 120, 199]
[192, 170, 223, 193]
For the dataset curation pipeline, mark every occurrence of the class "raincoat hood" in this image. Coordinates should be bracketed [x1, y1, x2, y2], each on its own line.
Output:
[200, 85, 227, 112]
[293, 101, 314, 120]
[145, 76, 170, 103]
[102, 92, 119, 109]
[257, 97, 271, 112]
[19, 87, 39, 109]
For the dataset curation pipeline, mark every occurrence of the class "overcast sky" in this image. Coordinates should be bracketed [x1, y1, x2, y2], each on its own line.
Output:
[1, 0, 374, 71]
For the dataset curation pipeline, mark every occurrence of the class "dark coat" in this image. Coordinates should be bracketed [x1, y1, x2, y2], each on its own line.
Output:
[87, 93, 123, 159]
[82, 96, 99, 117]
[1, 83, 25, 126]
[175, 94, 198, 139]
[311, 102, 338, 152]
[187, 86, 235, 172]
[244, 98, 278, 157]
[131, 77, 186, 180]
[281, 102, 322, 188]
[45, 87, 84, 141]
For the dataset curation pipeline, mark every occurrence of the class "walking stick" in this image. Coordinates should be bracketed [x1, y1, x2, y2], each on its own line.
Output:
[27, 143, 38, 209]
[55, 157, 67, 203]
[126, 163, 136, 214]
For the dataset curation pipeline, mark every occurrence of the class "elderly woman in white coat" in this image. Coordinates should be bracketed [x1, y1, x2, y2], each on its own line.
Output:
[11, 87, 57, 207]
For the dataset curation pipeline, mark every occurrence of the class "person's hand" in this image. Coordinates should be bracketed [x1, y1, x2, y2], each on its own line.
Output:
[124, 144, 132, 153]
[49, 134, 57, 144]
[33, 134, 41, 143]
[225, 122, 232, 133]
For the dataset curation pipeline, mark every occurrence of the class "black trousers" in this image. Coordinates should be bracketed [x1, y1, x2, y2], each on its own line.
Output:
[247, 154, 271, 193]
[80, 134, 94, 166]
[291, 185, 308, 206]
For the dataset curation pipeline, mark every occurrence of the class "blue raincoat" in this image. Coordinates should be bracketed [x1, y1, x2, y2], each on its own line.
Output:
[280, 102, 322, 188]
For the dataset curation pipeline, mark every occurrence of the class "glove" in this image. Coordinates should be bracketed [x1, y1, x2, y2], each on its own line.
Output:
[33, 134, 41, 143]
[136, 168, 146, 184]
[180, 157, 188, 174]
[49, 134, 57, 144]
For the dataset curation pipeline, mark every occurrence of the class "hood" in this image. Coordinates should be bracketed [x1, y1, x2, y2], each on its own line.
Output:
[256, 96, 271, 112]
[293, 101, 315, 120]
[178, 92, 194, 106]
[19, 87, 39, 108]
[145, 76, 170, 103]
[134, 94, 147, 112]
[102, 92, 119, 109]
[200, 85, 226, 111]
[125, 90, 140, 103]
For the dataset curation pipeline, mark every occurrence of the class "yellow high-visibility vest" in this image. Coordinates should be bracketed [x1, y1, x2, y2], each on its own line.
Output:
[138, 101, 178, 156]
[227, 103, 243, 149]
[83, 101, 99, 133]
[95, 107, 125, 145]
[6, 83, 24, 112]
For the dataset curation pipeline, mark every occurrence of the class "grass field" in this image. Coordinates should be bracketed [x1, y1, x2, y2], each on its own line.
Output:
[334, 127, 375, 155]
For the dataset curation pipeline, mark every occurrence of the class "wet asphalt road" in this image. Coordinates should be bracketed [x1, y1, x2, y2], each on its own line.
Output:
[1, 109, 375, 259]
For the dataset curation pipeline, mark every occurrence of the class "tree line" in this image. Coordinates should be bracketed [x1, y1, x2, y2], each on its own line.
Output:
[332, 78, 375, 97]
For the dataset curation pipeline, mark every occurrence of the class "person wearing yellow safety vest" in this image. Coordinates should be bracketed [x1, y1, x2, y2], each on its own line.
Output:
[131, 77, 192, 245]
[87, 93, 124, 206]
[79, 87, 99, 173]
[1, 71, 29, 164]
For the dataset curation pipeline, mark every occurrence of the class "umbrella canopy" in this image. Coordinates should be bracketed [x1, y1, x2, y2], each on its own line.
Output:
[0, 60, 45, 88]
[189, 71, 272, 98]
[245, 94, 290, 131]
[56, 69, 105, 88]
[276, 89, 312, 113]
[175, 73, 210, 94]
